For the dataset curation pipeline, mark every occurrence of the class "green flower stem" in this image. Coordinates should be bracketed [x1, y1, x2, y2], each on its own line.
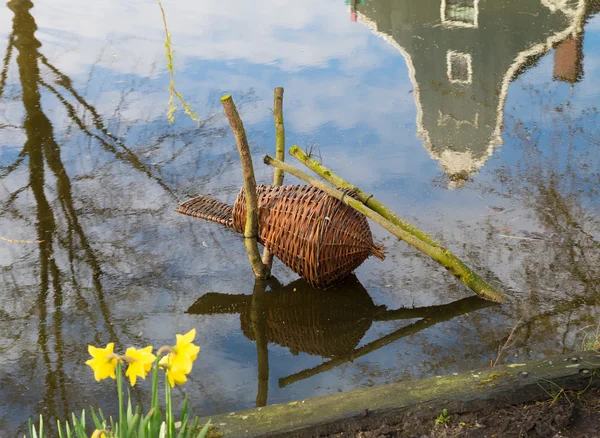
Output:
[151, 357, 162, 434]
[165, 375, 173, 438]
[116, 361, 127, 437]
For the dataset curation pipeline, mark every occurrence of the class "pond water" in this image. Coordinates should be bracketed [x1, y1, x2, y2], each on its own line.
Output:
[1, 0, 600, 434]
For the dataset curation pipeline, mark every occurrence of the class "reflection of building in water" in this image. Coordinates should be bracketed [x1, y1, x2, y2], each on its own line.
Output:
[346, 0, 365, 22]
[353, 0, 596, 184]
[553, 35, 583, 82]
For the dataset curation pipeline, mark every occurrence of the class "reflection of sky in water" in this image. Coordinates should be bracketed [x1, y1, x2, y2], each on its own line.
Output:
[0, 0, 599, 434]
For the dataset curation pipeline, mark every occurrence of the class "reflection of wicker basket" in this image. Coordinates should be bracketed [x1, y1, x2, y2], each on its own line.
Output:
[187, 276, 379, 358]
[240, 278, 374, 358]
[177, 185, 384, 288]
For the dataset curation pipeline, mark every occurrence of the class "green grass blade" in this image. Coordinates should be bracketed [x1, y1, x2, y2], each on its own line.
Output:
[190, 416, 199, 433]
[56, 420, 64, 438]
[109, 415, 116, 435]
[138, 408, 151, 438]
[180, 397, 188, 422]
[126, 413, 140, 438]
[196, 420, 211, 438]
[176, 415, 188, 438]
[29, 417, 38, 438]
[127, 389, 133, 422]
[91, 408, 103, 430]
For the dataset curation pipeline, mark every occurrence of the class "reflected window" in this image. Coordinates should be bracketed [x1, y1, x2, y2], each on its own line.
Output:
[441, 0, 478, 28]
[447, 51, 472, 84]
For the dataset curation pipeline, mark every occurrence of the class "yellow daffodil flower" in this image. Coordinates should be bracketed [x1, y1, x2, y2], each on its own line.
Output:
[85, 343, 117, 382]
[158, 329, 200, 387]
[160, 353, 190, 387]
[91, 430, 108, 438]
[174, 328, 200, 363]
[124, 346, 156, 386]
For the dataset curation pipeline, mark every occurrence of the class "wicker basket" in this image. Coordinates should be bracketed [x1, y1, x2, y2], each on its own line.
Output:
[177, 184, 384, 288]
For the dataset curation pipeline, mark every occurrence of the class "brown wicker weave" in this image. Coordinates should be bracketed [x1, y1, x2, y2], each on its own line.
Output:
[176, 195, 233, 227]
[177, 184, 384, 288]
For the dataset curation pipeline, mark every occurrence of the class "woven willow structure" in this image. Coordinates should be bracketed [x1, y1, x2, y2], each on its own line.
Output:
[177, 184, 384, 288]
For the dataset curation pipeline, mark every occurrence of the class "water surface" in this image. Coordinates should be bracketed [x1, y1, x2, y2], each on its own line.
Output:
[1, 0, 599, 434]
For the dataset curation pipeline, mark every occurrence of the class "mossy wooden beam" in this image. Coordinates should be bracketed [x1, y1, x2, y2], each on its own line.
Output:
[197, 351, 600, 438]
[261, 87, 285, 269]
[263, 155, 506, 303]
[221, 95, 270, 279]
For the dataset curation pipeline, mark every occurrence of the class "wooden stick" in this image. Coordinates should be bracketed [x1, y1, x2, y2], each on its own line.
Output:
[221, 95, 270, 279]
[288, 146, 507, 303]
[273, 87, 285, 185]
[263, 155, 506, 303]
[290, 145, 440, 247]
[251, 280, 269, 407]
[262, 87, 285, 268]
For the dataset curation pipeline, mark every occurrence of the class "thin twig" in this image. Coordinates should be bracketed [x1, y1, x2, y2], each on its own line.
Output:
[0, 235, 44, 244]
[498, 234, 544, 241]
[157, 0, 200, 125]
[493, 317, 523, 367]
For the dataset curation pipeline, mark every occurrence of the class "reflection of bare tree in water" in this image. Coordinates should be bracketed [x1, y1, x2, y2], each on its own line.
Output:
[0, 0, 225, 430]
[487, 99, 600, 351]
[1, 0, 123, 424]
[503, 106, 599, 290]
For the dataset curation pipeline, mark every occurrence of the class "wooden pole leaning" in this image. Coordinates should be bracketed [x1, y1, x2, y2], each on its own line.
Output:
[221, 94, 270, 279]
[288, 146, 507, 303]
[261, 87, 285, 269]
[289, 145, 441, 247]
[263, 155, 506, 303]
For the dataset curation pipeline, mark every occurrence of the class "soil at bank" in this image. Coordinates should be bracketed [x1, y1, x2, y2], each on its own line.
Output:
[328, 387, 600, 438]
